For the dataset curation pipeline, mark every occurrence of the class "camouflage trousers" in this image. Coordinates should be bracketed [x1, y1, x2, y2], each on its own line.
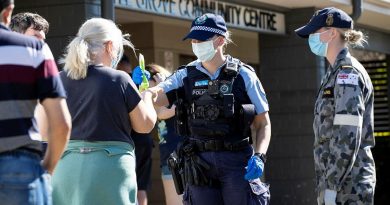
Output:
[317, 182, 375, 205]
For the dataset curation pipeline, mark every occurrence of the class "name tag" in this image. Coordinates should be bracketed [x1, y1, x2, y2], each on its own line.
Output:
[322, 87, 334, 98]
[194, 80, 209, 87]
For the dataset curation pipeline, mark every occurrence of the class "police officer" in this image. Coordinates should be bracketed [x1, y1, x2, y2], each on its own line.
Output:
[146, 13, 271, 204]
[295, 7, 376, 205]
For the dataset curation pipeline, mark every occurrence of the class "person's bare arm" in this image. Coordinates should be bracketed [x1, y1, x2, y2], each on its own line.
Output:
[34, 104, 48, 141]
[252, 111, 271, 154]
[40, 98, 71, 174]
[149, 86, 169, 107]
[129, 90, 157, 133]
[156, 104, 176, 120]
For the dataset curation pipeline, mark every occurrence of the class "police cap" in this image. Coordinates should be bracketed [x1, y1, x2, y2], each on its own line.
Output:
[183, 13, 227, 41]
[295, 7, 353, 38]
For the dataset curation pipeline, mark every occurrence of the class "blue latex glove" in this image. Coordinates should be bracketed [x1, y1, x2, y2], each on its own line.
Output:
[132, 66, 150, 85]
[244, 155, 264, 180]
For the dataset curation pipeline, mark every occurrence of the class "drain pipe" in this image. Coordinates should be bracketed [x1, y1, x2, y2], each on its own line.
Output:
[101, 0, 115, 20]
[350, 0, 362, 20]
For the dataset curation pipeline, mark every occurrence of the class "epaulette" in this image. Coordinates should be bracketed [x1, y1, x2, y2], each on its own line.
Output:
[337, 56, 360, 75]
[240, 63, 255, 73]
[341, 65, 353, 69]
[339, 57, 354, 70]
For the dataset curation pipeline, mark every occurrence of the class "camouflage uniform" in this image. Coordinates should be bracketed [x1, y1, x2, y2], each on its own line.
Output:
[313, 48, 376, 205]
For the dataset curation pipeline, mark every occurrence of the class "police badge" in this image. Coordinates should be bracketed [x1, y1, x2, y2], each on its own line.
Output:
[219, 81, 232, 94]
[220, 84, 229, 94]
[195, 14, 208, 25]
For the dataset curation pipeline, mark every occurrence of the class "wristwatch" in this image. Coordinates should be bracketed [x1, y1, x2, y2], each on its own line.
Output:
[254, 153, 267, 163]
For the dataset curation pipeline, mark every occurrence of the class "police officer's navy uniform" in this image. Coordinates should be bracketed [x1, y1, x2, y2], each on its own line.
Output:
[159, 56, 270, 204]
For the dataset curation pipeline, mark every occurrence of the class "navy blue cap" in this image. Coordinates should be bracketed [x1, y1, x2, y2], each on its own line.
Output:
[295, 7, 353, 38]
[183, 13, 227, 41]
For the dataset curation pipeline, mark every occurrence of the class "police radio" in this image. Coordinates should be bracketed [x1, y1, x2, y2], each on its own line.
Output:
[223, 94, 234, 118]
[225, 59, 239, 76]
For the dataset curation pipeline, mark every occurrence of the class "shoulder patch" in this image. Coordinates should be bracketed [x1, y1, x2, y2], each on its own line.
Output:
[337, 73, 359, 85]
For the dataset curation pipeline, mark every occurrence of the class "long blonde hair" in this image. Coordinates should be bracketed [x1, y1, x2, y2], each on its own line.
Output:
[61, 18, 134, 80]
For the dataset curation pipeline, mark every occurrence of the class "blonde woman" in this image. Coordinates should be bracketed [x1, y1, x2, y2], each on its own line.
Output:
[51, 18, 157, 205]
[295, 7, 375, 205]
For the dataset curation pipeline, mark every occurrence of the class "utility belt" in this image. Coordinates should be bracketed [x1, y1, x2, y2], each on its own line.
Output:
[192, 138, 250, 152]
[167, 138, 250, 195]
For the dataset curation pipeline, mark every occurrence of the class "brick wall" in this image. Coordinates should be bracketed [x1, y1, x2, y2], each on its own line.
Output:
[259, 7, 321, 204]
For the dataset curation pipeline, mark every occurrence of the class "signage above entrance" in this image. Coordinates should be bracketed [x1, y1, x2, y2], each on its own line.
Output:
[115, 0, 286, 34]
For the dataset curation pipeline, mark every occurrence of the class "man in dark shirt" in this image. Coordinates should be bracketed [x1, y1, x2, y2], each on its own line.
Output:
[0, 0, 71, 204]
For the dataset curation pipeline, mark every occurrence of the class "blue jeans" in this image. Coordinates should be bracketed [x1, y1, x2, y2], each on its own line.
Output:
[0, 150, 52, 205]
[183, 145, 270, 205]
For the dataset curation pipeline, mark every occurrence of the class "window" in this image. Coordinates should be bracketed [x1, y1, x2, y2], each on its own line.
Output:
[362, 59, 390, 137]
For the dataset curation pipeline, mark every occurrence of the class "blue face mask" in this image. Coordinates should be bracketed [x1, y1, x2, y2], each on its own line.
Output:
[111, 59, 117, 68]
[308, 30, 331, 57]
[111, 49, 123, 69]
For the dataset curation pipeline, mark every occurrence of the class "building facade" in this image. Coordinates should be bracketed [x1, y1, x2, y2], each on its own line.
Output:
[15, 0, 390, 204]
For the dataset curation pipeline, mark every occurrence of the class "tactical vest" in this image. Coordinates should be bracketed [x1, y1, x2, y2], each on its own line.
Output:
[178, 58, 254, 140]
